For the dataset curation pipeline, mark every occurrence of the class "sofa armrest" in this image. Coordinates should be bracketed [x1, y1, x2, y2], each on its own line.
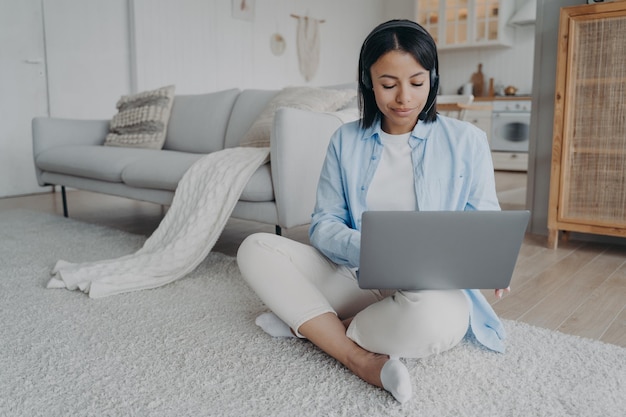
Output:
[270, 107, 359, 229]
[32, 117, 110, 185]
[32, 117, 110, 157]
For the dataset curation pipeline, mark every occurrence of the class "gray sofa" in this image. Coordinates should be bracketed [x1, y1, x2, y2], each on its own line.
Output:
[32, 87, 358, 233]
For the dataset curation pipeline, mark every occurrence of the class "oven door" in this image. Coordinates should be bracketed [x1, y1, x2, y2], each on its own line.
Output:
[490, 113, 530, 152]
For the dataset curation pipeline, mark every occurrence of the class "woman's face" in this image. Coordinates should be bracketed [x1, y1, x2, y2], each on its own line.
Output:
[369, 50, 431, 134]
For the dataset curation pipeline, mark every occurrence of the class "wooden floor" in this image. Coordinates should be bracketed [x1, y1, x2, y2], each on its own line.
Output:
[1, 172, 625, 348]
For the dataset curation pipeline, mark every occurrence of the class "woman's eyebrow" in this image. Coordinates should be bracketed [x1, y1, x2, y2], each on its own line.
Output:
[377, 71, 427, 81]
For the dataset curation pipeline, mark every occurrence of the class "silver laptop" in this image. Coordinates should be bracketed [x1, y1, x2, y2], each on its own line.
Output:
[358, 210, 530, 290]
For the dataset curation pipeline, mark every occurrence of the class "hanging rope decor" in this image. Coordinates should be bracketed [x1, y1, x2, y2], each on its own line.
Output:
[291, 14, 325, 82]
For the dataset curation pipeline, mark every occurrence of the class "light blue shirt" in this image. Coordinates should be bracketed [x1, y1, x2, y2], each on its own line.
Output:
[309, 115, 507, 353]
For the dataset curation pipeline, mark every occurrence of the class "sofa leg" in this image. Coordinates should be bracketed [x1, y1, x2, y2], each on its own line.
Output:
[275, 225, 282, 236]
[61, 186, 68, 218]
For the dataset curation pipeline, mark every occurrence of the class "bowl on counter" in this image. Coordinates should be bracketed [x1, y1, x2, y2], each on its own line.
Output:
[504, 86, 518, 96]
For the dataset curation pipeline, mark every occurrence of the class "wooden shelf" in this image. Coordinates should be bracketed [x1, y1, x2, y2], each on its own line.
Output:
[569, 147, 626, 155]
[574, 77, 626, 86]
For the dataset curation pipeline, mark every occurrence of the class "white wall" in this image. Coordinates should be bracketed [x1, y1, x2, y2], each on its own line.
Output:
[132, 0, 382, 93]
[44, 0, 382, 119]
[438, 24, 536, 96]
[43, 0, 131, 119]
[382, 0, 418, 21]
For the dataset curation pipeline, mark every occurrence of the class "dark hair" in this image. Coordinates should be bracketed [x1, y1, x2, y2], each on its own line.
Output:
[358, 19, 440, 128]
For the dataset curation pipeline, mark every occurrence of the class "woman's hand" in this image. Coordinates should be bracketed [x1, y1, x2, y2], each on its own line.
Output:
[495, 287, 510, 299]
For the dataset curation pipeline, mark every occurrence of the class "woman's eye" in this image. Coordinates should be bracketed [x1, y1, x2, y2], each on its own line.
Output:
[380, 82, 424, 89]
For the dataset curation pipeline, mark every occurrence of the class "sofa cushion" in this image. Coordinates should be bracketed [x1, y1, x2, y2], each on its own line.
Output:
[164, 89, 240, 154]
[120, 151, 273, 201]
[120, 151, 205, 191]
[104, 85, 176, 149]
[239, 162, 274, 202]
[239, 86, 357, 148]
[224, 89, 279, 149]
[35, 146, 158, 183]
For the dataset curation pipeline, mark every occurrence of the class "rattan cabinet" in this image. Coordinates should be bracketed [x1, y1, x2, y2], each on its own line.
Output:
[547, 1, 626, 249]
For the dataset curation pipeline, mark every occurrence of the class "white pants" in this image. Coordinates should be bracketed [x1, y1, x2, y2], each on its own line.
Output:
[237, 233, 469, 358]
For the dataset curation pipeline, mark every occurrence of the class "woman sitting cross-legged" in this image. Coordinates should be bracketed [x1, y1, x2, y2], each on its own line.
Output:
[237, 19, 508, 404]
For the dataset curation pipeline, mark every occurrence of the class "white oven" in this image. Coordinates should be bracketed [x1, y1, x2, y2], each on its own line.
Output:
[490, 100, 531, 153]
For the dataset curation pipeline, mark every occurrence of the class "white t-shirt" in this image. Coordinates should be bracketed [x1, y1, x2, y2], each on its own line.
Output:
[366, 131, 417, 211]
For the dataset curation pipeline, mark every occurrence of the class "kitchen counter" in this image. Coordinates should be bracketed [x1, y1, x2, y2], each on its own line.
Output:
[474, 96, 532, 101]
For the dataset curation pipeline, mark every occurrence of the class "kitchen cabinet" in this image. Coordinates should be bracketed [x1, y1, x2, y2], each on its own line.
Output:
[464, 106, 491, 141]
[489, 98, 531, 171]
[415, 0, 514, 50]
[464, 105, 529, 172]
[437, 101, 491, 138]
[438, 101, 494, 146]
[547, 2, 626, 249]
[440, 102, 526, 171]
[492, 152, 528, 171]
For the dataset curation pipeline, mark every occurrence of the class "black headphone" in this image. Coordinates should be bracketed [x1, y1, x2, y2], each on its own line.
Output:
[360, 20, 440, 121]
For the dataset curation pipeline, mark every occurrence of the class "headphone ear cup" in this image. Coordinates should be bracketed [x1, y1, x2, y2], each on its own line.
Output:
[430, 73, 439, 95]
[362, 70, 372, 89]
[419, 71, 440, 121]
[431, 71, 439, 93]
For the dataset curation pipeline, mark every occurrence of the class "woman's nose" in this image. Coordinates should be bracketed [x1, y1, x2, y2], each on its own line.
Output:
[396, 86, 410, 104]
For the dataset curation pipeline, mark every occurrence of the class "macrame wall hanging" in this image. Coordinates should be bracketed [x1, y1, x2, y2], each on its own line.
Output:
[290, 13, 325, 82]
[232, 0, 255, 21]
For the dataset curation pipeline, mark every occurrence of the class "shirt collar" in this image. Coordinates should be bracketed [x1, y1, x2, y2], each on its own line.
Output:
[362, 116, 435, 144]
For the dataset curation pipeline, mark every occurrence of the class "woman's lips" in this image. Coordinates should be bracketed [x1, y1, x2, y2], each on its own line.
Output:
[393, 108, 415, 116]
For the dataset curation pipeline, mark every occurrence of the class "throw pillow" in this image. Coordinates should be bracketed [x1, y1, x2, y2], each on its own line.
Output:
[104, 85, 176, 149]
[239, 86, 357, 148]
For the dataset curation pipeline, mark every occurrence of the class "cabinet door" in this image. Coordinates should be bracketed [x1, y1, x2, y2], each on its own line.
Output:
[443, 0, 469, 46]
[553, 6, 626, 228]
[474, 0, 500, 43]
[464, 109, 492, 140]
[416, 0, 513, 50]
[416, 0, 441, 45]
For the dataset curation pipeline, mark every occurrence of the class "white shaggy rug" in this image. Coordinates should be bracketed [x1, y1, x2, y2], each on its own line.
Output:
[1, 210, 625, 417]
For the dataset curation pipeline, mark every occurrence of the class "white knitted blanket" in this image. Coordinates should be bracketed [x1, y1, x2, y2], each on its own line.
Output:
[47, 147, 270, 298]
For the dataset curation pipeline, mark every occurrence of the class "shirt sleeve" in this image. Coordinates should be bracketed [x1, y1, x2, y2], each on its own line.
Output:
[309, 130, 361, 269]
[463, 289, 506, 353]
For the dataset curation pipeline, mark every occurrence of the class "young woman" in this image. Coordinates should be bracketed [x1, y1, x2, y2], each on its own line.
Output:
[237, 19, 507, 404]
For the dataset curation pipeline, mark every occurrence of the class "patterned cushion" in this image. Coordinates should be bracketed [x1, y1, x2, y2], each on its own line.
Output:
[239, 86, 356, 148]
[104, 85, 176, 149]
